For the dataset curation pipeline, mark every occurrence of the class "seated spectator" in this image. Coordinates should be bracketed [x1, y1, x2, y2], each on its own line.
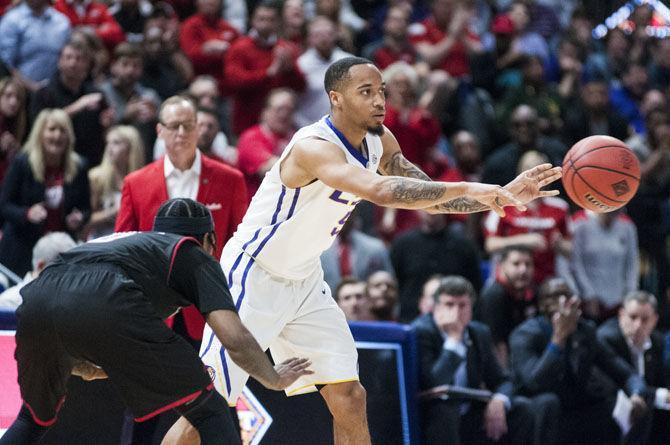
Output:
[484, 151, 571, 286]
[509, 277, 649, 445]
[609, 63, 649, 135]
[597, 291, 670, 444]
[321, 208, 394, 291]
[410, 0, 483, 78]
[313, 0, 364, 54]
[100, 42, 161, 151]
[0, 78, 27, 186]
[584, 27, 629, 84]
[417, 274, 444, 316]
[412, 275, 534, 445]
[224, 0, 306, 136]
[571, 210, 639, 322]
[295, 16, 352, 127]
[334, 277, 370, 321]
[54, 0, 125, 51]
[141, 24, 191, 100]
[649, 37, 670, 91]
[366, 271, 400, 322]
[195, 107, 236, 166]
[0, 232, 76, 309]
[506, 1, 549, 62]
[86, 125, 144, 239]
[0, 0, 71, 89]
[391, 211, 482, 322]
[561, 79, 630, 148]
[30, 40, 111, 167]
[0, 109, 90, 276]
[237, 88, 297, 201]
[109, 0, 154, 43]
[363, 5, 418, 70]
[482, 104, 566, 186]
[281, 0, 307, 49]
[477, 245, 536, 368]
[179, 0, 240, 95]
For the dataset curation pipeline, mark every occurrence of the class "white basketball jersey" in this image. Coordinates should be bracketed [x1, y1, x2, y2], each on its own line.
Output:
[230, 116, 384, 280]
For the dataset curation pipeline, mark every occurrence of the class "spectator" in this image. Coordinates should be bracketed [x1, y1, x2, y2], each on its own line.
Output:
[225, 0, 306, 136]
[391, 210, 482, 322]
[334, 277, 370, 321]
[649, 37, 670, 91]
[30, 40, 111, 167]
[562, 79, 630, 147]
[179, 0, 240, 95]
[0, 232, 76, 310]
[509, 277, 648, 445]
[410, 0, 483, 78]
[86, 125, 144, 239]
[477, 245, 536, 368]
[0, 78, 27, 186]
[363, 5, 418, 70]
[187, 75, 232, 139]
[296, 16, 352, 127]
[0, 0, 71, 89]
[506, 1, 549, 62]
[237, 88, 297, 200]
[584, 27, 630, 83]
[484, 150, 571, 286]
[195, 107, 237, 166]
[109, 0, 154, 43]
[100, 42, 161, 151]
[115, 95, 247, 346]
[609, 62, 649, 135]
[597, 291, 670, 444]
[412, 275, 534, 445]
[366, 270, 399, 322]
[281, 0, 307, 48]
[571, 209, 639, 322]
[313, 0, 364, 54]
[0, 109, 90, 276]
[417, 274, 444, 316]
[482, 104, 566, 186]
[141, 23, 192, 100]
[321, 208, 394, 291]
[54, 0, 125, 50]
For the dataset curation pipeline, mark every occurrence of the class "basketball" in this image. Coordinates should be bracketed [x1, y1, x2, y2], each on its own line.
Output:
[561, 135, 641, 213]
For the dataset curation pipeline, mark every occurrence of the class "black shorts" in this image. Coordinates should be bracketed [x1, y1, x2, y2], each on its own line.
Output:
[15, 264, 212, 425]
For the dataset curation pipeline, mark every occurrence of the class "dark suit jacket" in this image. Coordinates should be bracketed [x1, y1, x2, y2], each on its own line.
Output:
[597, 318, 667, 397]
[0, 152, 90, 276]
[115, 154, 247, 340]
[412, 314, 513, 398]
[509, 316, 645, 409]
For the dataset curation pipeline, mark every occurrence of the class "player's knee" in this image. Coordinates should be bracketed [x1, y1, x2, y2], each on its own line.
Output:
[174, 389, 240, 445]
[161, 416, 199, 445]
[325, 381, 367, 419]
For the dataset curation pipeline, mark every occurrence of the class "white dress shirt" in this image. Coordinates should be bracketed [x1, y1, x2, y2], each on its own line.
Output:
[626, 337, 670, 410]
[164, 150, 201, 200]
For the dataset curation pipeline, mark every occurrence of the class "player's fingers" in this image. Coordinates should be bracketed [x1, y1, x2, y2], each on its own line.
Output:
[538, 170, 562, 187]
[539, 189, 560, 197]
[525, 163, 553, 178]
[490, 200, 506, 217]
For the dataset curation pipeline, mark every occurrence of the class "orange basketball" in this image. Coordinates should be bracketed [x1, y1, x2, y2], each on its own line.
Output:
[562, 135, 640, 213]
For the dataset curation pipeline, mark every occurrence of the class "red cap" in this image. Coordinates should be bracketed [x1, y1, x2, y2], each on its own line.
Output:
[491, 14, 515, 34]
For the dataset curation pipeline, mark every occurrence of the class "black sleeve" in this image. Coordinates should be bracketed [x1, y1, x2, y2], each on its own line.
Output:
[168, 241, 236, 314]
[477, 285, 508, 345]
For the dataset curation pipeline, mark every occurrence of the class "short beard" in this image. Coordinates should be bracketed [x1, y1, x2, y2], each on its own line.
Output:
[367, 125, 385, 136]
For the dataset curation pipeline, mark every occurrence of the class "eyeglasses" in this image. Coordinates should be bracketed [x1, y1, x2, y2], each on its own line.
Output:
[161, 120, 196, 132]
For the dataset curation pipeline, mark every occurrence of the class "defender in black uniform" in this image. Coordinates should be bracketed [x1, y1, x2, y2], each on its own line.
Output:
[0, 198, 312, 445]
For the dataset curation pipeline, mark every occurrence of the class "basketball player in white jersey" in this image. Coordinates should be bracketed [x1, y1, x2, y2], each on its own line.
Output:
[164, 57, 562, 445]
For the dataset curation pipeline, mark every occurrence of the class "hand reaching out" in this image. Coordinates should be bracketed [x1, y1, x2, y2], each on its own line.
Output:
[505, 163, 562, 206]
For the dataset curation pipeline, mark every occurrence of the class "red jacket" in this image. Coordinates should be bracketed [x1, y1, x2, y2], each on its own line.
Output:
[54, 0, 125, 49]
[179, 13, 240, 95]
[115, 154, 248, 339]
[225, 35, 305, 135]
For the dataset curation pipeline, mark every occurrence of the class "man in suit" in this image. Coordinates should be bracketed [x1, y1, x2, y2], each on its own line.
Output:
[597, 291, 670, 444]
[509, 277, 649, 445]
[116, 95, 247, 345]
[412, 275, 534, 445]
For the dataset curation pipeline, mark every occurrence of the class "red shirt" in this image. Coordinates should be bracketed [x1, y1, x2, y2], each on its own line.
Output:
[410, 17, 478, 77]
[43, 167, 65, 233]
[237, 124, 293, 201]
[224, 36, 305, 135]
[372, 44, 417, 70]
[179, 13, 240, 95]
[54, 0, 125, 49]
[483, 197, 570, 284]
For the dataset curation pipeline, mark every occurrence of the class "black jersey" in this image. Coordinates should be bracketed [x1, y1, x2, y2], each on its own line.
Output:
[39, 232, 235, 318]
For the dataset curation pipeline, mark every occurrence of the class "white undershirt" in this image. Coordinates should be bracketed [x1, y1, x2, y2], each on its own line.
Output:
[163, 150, 201, 200]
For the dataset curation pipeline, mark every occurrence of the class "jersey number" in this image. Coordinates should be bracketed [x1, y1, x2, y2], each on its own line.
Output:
[329, 191, 360, 236]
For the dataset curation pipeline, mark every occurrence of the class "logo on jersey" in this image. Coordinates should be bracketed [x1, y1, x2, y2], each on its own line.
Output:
[206, 366, 216, 382]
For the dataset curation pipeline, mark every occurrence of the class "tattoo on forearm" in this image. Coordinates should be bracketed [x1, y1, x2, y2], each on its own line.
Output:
[433, 197, 489, 213]
[383, 151, 431, 180]
[387, 178, 445, 203]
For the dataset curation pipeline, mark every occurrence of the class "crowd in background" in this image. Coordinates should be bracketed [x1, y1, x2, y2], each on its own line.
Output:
[0, 0, 669, 443]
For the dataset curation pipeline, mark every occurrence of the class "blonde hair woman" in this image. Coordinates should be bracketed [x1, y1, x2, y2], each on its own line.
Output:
[0, 78, 27, 183]
[86, 126, 144, 238]
[0, 109, 90, 276]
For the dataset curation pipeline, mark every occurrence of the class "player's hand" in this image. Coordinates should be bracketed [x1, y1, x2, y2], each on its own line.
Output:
[466, 183, 525, 217]
[484, 397, 508, 441]
[269, 357, 314, 391]
[504, 163, 562, 205]
[72, 361, 108, 381]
